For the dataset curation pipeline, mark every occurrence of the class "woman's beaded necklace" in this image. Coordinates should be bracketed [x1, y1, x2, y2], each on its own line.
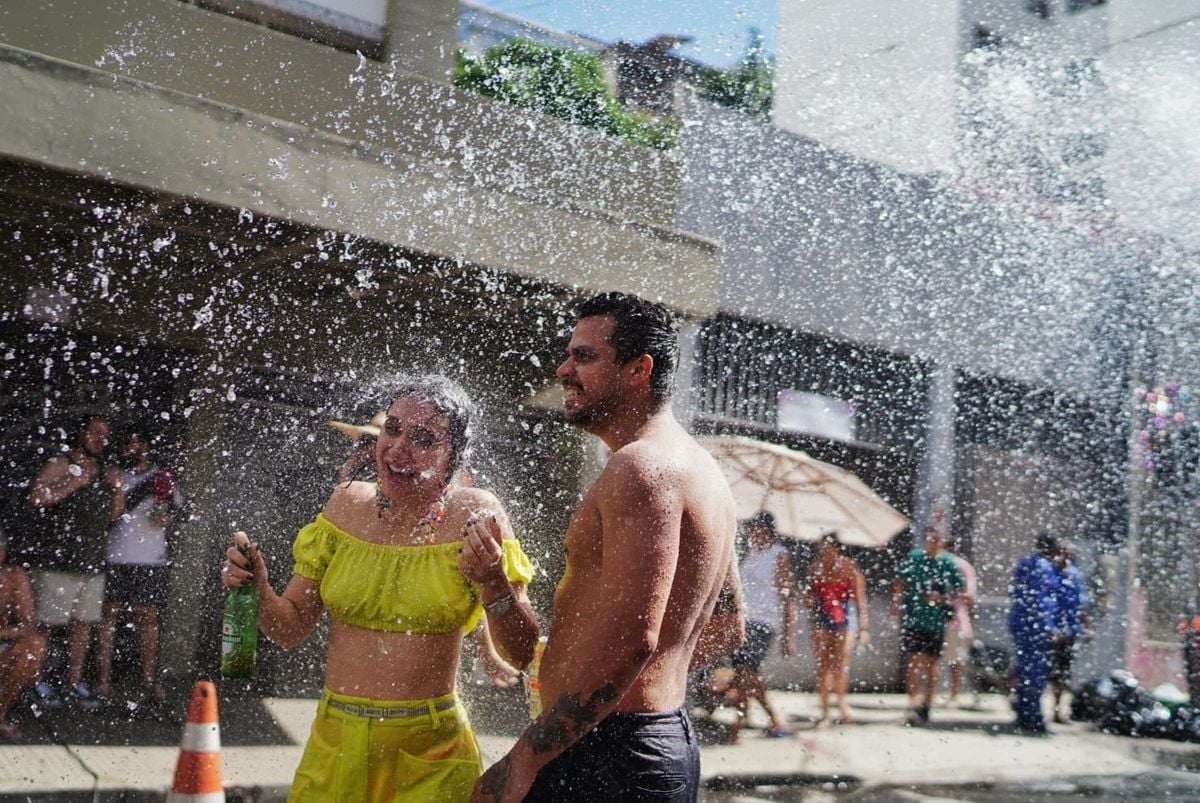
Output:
[375, 483, 449, 544]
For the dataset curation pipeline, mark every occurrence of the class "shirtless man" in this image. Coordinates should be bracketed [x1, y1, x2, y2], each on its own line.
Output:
[473, 292, 740, 803]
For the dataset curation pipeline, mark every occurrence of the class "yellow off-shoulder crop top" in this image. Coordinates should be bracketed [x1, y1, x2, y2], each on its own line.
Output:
[292, 513, 535, 635]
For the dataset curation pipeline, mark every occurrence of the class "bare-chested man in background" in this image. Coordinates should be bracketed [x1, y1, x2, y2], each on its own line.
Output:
[473, 292, 740, 803]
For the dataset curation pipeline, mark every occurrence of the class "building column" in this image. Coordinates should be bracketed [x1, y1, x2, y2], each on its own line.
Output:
[159, 394, 228, 680]
[385, 0, 458, 83]
[913, 364, 956, 535]
[674, 319, 700, 429]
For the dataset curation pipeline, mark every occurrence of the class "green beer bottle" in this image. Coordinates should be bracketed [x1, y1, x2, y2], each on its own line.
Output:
[220, 550, 258, 678]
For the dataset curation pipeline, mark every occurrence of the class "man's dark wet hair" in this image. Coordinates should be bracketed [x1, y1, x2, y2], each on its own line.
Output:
[385, 375, 476, 482]
[1035, 532, 1058, 556]
[574, 292, 680, 406]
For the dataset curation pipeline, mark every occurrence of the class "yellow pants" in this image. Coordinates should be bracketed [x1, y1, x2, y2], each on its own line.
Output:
[288, 689, 482, 803]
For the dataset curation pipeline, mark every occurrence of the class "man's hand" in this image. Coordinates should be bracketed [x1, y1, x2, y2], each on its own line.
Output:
[471, 752, 536, 803]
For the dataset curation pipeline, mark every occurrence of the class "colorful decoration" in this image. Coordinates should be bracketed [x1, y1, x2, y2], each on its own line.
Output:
[1134, 382, 1196, 479]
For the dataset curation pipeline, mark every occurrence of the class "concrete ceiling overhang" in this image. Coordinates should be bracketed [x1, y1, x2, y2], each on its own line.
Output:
[0, 46, 720, 318]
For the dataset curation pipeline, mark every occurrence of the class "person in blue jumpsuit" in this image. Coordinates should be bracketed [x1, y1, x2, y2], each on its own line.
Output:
[1008, 533, 1059, 733]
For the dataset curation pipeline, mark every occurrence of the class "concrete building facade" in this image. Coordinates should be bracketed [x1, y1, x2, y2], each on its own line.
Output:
[0, 0, 718, 694]
[742, 0, 1200, 686]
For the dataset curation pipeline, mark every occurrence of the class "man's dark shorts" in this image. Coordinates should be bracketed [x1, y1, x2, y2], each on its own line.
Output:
[901, 626, 946, 658]
[524, 708, 699, 802]
[730, 619, 776, 672]
[105, 564, 169, 608]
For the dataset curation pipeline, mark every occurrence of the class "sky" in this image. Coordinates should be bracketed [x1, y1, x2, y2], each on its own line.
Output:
[479, 0, 779, 67]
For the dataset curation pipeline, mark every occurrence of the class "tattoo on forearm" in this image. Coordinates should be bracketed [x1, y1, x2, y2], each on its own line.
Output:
[526, 682, 620, 755]
[479, 754, 511, 798]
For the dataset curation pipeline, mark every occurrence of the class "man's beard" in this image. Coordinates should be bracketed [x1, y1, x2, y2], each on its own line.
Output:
[563, 388, 618, 430]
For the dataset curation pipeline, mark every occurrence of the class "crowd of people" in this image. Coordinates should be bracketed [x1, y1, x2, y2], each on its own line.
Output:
[687, 517, 1092, 737]
[0, 289, 1098, 801]
[0, 416, 182, 737]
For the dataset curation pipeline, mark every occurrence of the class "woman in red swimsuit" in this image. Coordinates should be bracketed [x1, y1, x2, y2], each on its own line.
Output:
[804, 533, 868, 725]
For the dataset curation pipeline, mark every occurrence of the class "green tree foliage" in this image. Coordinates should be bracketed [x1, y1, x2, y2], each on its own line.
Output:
[697, 28, 774, 118]
[454, 39, 678, 151]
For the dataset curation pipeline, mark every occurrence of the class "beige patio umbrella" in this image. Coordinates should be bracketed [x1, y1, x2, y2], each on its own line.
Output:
[698, 434, 909, 548]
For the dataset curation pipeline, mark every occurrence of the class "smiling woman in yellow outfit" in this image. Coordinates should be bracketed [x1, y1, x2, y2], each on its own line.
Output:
[221, 376, 539, 802]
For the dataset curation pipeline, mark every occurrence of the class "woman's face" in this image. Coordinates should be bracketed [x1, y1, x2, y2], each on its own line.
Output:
[80, 418, 110, 457]
[375, 396, 453, 499]
[123, 434, 149, 463]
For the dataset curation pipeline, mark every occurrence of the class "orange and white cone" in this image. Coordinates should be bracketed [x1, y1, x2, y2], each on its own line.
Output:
[166, 680, 224, 802]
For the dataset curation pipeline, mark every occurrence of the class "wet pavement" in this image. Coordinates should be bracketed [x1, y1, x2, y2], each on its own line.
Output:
[1, 681, 1199, 801]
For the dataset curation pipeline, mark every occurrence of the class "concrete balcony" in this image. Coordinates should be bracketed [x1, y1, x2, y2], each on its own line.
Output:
[0, 0, 719, 318]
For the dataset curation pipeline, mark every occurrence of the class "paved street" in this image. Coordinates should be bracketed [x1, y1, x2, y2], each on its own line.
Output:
[0, 685, 1197, 801]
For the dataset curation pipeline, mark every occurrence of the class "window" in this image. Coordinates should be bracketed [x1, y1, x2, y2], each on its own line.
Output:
[183, 0, 387, 58]
[778, 391, 857, 442]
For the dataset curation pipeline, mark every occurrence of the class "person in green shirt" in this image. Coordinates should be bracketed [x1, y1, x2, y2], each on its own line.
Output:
[891, 526, 963, 725]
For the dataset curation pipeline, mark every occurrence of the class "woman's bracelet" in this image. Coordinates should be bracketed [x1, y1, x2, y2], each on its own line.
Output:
[483, 591, 515, 615]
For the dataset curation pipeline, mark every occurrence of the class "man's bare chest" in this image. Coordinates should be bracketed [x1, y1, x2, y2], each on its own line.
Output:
[561, 501, 604, 578]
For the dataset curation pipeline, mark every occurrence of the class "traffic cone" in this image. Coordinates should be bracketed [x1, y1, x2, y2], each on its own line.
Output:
[166, 680, 224, 802]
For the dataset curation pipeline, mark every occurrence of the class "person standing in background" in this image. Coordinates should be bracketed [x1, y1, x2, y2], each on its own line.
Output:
[1009, 533, 1059, 734]
[892, 526, 963, 726]
[96, 431, 181, 705]
[27, 416, 125, 709]
[725, 512, 795, 742]
[804, 532, 868, 726]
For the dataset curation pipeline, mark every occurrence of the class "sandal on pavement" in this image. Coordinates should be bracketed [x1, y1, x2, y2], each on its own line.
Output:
[765, 728, 792, 738]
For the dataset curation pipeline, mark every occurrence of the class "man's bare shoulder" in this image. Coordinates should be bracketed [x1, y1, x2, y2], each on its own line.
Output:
[598, 441, 685, 493]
